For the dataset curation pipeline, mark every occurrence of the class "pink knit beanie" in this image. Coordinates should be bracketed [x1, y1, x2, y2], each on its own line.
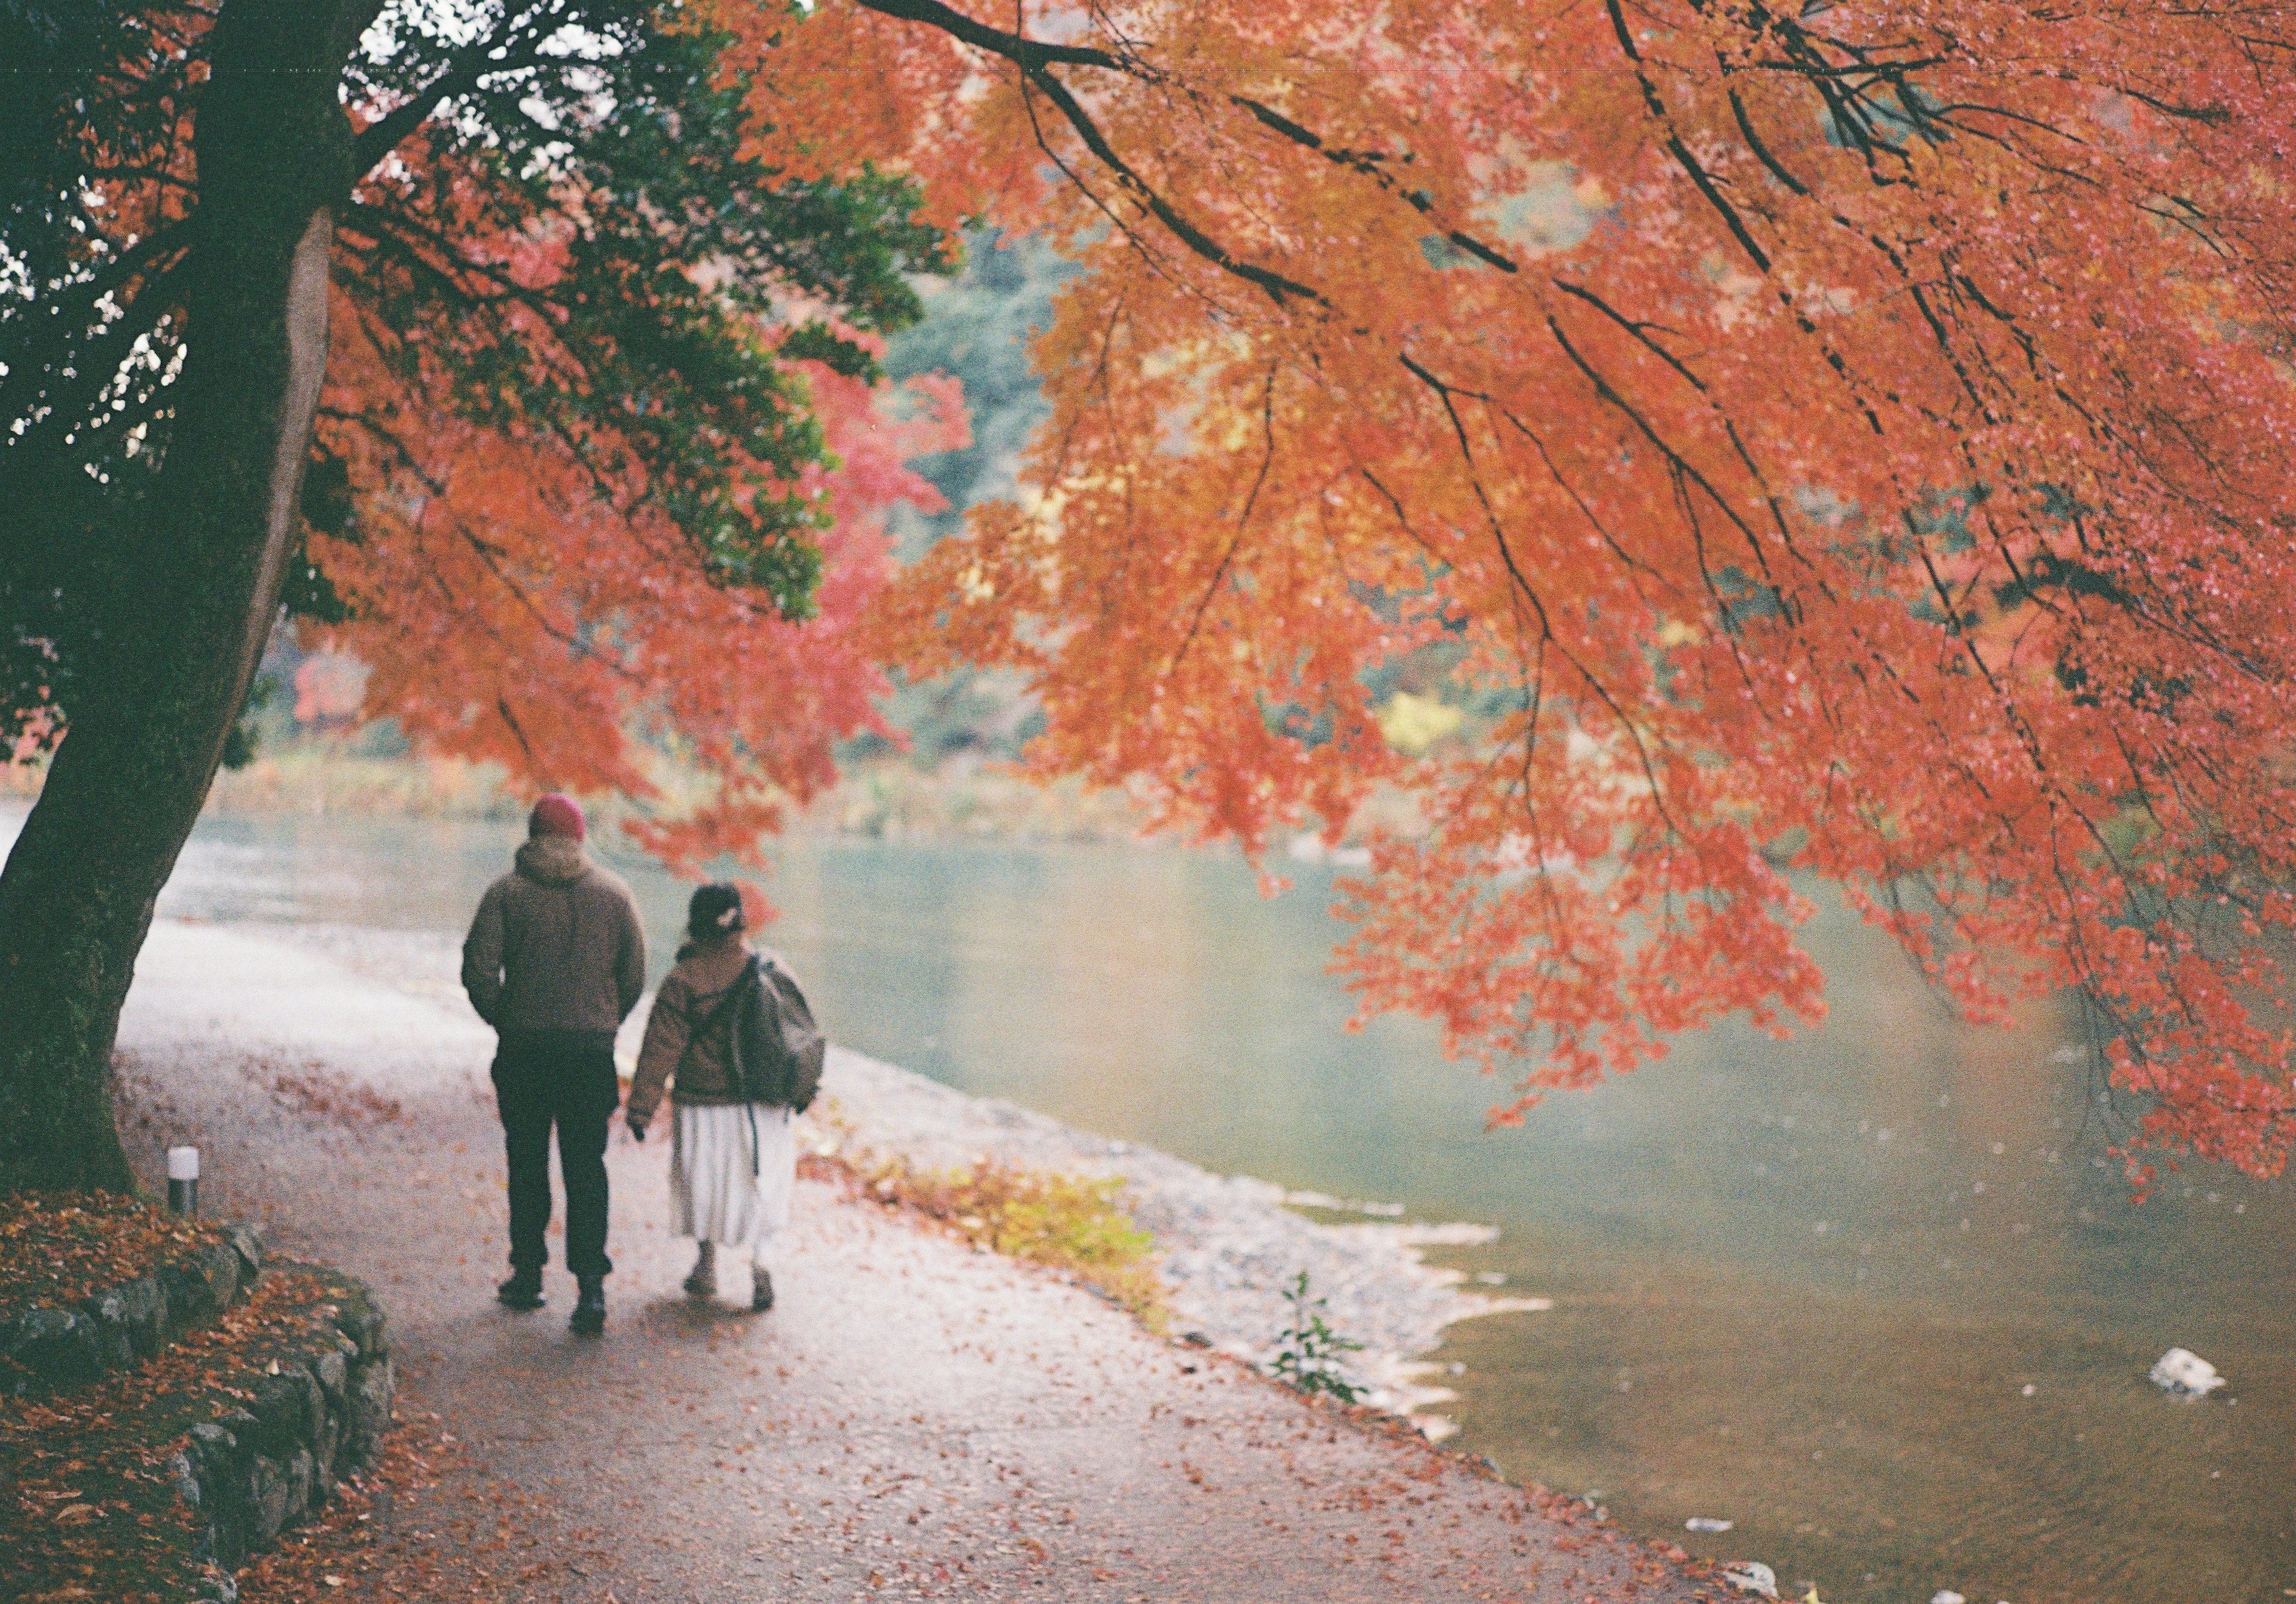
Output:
[528, 792, 587, 840]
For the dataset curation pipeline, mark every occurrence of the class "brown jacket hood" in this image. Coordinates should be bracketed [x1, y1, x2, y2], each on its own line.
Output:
[515, 834, 590, 886]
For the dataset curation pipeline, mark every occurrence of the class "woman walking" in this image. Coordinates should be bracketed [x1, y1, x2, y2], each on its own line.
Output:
[625, 884, 803, 1312]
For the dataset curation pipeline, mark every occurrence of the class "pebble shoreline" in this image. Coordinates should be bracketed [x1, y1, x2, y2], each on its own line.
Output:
[238, 920, 1540, 1434]
[819, 1044, 1544, 1431]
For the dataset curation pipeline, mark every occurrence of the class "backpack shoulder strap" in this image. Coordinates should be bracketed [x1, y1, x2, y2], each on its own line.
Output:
[692, 953, 761, 1041]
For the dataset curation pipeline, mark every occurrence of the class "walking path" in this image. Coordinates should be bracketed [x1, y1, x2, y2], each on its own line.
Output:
[115, 917, 1702, 1603]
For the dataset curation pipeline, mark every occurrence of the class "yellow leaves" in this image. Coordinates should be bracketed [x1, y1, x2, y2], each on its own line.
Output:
[814, 1143, 1166, 1326]
[1571, 172, 1612, 215]
[1376, 693, 1463, 755]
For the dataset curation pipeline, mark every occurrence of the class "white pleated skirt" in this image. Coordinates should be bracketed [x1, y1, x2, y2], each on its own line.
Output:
[671, 1102, 795, 1256]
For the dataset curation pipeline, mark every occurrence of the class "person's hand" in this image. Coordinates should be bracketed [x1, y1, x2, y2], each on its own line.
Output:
[626, 1115, 647, 1143]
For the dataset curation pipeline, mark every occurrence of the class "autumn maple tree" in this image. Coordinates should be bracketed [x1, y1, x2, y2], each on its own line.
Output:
[824, 0, 2296, 1184]
[0, 0, 956, 1190]
[7, 0, 2296, 1192]
[309, 2, 967, 868]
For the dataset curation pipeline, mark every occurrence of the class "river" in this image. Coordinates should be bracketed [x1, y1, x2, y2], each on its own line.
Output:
[22, 806, 2293, 1602]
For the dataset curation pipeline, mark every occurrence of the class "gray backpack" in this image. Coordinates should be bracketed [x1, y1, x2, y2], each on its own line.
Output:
[722, 952, 825, 1115]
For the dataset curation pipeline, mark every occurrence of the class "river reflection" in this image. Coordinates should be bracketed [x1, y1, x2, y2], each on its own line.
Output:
[49, 809, 2296, 1601]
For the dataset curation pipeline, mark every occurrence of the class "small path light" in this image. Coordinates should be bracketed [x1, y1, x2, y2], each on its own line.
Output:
[167, 1145, 200, 1216]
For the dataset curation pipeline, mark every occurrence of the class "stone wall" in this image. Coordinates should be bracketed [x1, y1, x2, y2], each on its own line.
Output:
[168, 1273, 395, 1602]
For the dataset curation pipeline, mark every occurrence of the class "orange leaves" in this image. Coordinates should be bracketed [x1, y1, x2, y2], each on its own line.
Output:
[314, 300, 956, 873]
[180, 0, 2296, 1180]
[838, 0, 2296, 1178]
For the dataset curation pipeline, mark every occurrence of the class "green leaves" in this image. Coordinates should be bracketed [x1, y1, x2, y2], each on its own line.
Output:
[780, 321, 884, 382]
[0, 0, 947, 763]
[341, 0, 951, 620]
[1270, 1271, 1365, 1402]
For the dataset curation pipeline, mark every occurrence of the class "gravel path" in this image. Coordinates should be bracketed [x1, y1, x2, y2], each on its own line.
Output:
[115, 917, 1704, 1603]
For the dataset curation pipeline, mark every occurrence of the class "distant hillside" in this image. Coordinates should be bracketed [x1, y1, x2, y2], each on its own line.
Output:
[859, 231, 1080, 768]
[883, 230, 1077, 559]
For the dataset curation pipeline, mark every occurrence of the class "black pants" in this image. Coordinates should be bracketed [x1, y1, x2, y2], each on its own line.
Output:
[491, 1030, 619, 1280]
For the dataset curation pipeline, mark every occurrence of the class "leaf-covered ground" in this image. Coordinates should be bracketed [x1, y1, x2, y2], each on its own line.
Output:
[0, 1191, 228, 1312]
[0, 1263, 343, 1604]
[232, 1412, 595, 1604]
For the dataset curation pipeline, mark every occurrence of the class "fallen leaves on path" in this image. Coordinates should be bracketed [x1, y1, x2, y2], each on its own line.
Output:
[245, 1059, 407, 1132]
[237, 1413, 611, 1604]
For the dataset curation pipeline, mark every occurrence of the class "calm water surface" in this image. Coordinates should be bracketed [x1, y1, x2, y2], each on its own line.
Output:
[89, 813, 2296, 1600]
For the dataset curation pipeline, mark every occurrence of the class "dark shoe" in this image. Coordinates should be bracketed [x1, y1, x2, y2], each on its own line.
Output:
[497, 1270, 545, 1311]
[750, 1270, 774, 1313]
[569, 1278, 606, 1335]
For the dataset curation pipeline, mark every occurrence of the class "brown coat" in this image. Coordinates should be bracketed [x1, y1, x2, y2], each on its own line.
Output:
[625, 937, 780, 1123]
[461, 837, 647, 1036]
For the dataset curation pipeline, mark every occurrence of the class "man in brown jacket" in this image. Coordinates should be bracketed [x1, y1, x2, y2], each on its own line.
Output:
[462, 794, 646, 1334]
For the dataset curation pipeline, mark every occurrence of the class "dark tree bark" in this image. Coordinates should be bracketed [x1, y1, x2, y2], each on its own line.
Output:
[0, 0, 383, 1193]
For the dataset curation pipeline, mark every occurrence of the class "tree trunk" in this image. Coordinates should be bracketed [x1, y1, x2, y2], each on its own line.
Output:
[0, 0, 383, 1194]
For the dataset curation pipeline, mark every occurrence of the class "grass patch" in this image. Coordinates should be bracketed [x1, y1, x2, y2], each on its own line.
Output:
[804, 1133, 1165, 1328]
[0, 1192, 228, 1312]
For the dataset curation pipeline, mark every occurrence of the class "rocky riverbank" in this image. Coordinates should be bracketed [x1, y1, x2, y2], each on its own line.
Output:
[817, 1047, 1539, 1432]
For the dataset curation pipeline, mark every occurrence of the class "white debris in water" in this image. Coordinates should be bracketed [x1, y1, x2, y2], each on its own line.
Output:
[1930, 1592, 1966, 1604]
[1284, 1189, 1405, 1217]
[1684, 1516, 1734, 1533]
[1722, 1560, 1778, 1597]
[2148, 1347, 2226, 1397]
